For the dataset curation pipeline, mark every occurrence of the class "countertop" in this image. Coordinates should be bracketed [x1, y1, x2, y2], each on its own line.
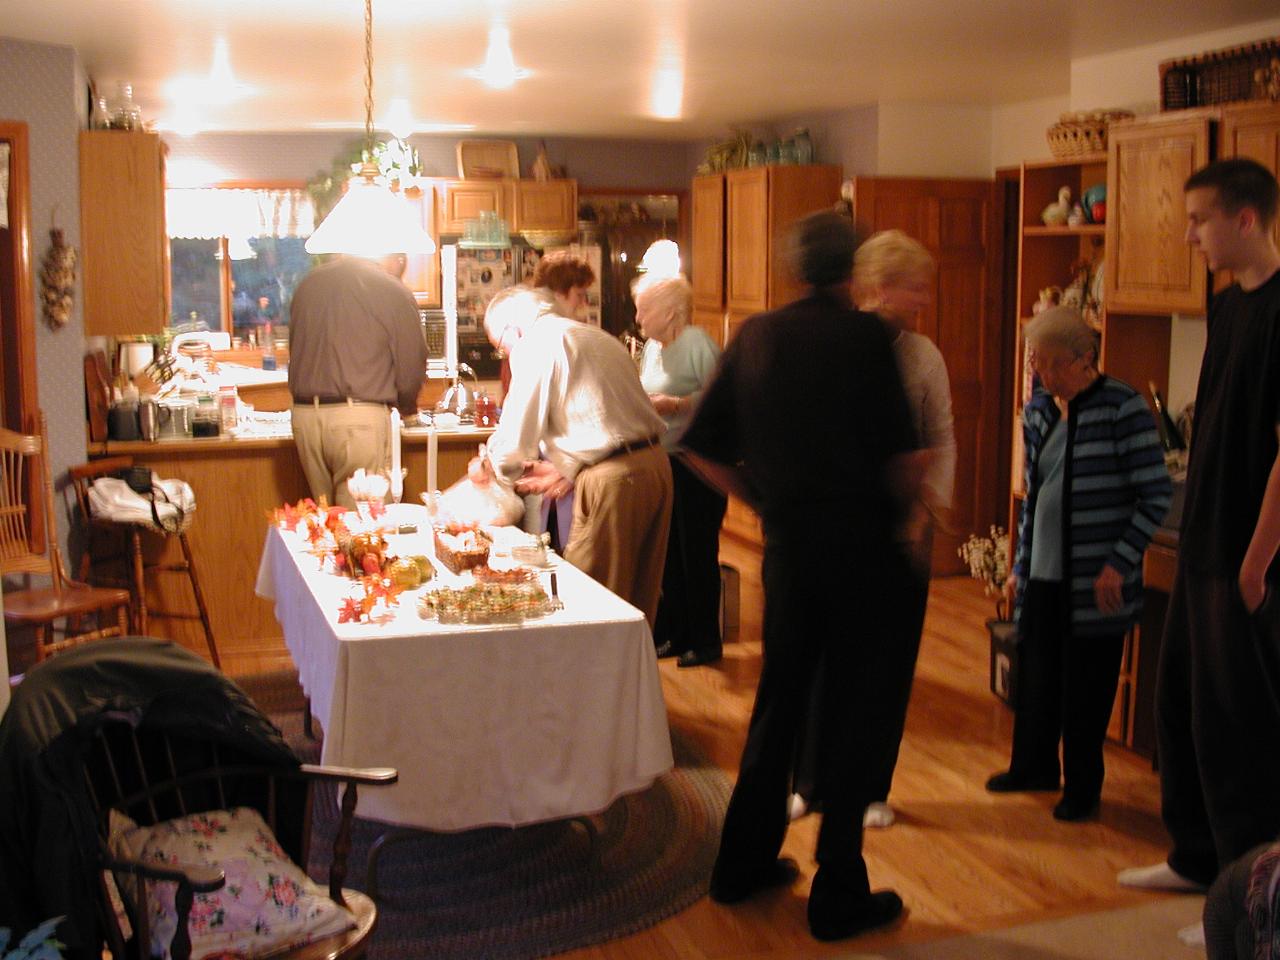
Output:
[90, 425, 494, 456]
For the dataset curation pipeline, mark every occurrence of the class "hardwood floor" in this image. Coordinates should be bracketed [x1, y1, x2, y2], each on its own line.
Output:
[217, 533, 1178, 958]
[556, 537, 1177, 959]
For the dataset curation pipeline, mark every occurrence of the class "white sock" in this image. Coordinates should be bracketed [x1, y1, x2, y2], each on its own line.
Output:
[1116, 861, 1207, 892]
[863, 802, 895, 828]
[788, 793, 809, 821]
[1177, 921, 1205, 946]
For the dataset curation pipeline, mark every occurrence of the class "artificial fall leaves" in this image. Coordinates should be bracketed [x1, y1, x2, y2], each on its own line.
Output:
[270, 497, 403, 624]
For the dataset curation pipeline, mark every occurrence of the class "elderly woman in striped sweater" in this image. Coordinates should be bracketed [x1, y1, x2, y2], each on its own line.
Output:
[986, 305, 1171, 821]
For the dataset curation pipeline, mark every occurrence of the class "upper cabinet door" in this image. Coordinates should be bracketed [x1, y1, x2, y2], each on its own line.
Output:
[436, 179, 506, 234]
[511, 180, 577, 232]
[401, 181, 440, 307]
[725, 168, 770, 315]
[691, 174, 725, 311]
[80, 131, 169, 336]
[1104, 115, 1210, 315]
[1220, 103, 1280, 252]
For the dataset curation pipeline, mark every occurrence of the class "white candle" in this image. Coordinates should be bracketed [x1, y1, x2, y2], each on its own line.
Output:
[389, 408, 403, 502]
[427, 421, 438, 495]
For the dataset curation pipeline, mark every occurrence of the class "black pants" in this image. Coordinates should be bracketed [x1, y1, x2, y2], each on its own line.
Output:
[792, 531, 931, 805]
[1156, 567, 1280, 886]
[1007, 579, 1124, 804]
[711, 530, 914, 893]
[653, 456, 728, 656]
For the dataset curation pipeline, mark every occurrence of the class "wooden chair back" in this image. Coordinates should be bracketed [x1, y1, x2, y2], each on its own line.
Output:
[0, 414, 63, 585]
[1, 413, 132, 663]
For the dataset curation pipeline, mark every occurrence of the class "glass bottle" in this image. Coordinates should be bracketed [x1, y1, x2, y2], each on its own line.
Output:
[110, 82, 142, 131]
[792, 128, 814, 164]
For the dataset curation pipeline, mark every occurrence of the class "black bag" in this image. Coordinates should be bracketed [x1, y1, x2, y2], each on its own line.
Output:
[114, 465, 153, 494]
[111, 467, 186, 533]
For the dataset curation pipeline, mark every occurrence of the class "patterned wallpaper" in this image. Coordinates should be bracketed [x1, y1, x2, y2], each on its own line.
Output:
[0, 37, 86, 554]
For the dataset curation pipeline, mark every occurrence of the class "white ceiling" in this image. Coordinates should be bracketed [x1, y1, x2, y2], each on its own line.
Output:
[1, 0, 1277, 140]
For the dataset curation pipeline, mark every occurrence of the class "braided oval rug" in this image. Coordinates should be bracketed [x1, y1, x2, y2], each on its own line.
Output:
[237, 669, 729, 960]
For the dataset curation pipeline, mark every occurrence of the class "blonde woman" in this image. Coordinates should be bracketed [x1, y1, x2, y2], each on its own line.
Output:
[635, 276, 725, 667]
[790, 229, 956, 829]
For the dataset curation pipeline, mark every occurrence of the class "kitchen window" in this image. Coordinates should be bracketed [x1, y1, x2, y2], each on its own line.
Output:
[167, 186, 315, 342]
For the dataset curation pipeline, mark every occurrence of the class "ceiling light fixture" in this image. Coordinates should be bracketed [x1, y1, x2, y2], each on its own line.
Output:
[466, 24, 530, 90]
[305, 0, 436, 258]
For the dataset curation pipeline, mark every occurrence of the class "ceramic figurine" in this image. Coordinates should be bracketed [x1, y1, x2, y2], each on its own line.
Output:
[1041, 186, 1072, 226]
[1067, 203, 1086, 227]
[1033, 286, 1061, 315]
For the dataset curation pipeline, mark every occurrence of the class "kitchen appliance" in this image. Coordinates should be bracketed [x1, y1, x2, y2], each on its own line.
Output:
[157, 397, 195, 439]
[436, 362, 479, 422]
[139, 396, 159, 441]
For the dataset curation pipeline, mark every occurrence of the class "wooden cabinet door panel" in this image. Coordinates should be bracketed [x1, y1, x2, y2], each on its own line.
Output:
[512, 180, 577, 232]
[725, 168, 770, 314]
[437, 180, 505, 234]
[764, 165, 843, 310]
[691, 175, 725, 311]
[692, 307, 726, 348]
[1105, 117, 1210, 315]
[1220, 103, 1280, 252]
[401, 183, 440, 307]
[80, 131, 168, 336]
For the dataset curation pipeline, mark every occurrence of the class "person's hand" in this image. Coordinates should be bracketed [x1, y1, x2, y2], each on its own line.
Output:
[648, 393, 683, 417]
[1239, 561, 1269, 614]
[515, 460, 573, 500]
[1002, 573, 1019, 618]
[1094, 564, 1124, 615]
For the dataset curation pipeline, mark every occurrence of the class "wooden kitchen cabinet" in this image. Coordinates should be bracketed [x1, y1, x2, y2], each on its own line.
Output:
[401, 181, 441, 307]
[79, 130, 169, 336]
[1104, 114, 1211, 315]
[691, 174, 725, 315]
[510, 179, 577, 232]
[725, 165, 841, 319]
[434, 178, 578, 235]
[1220, 102, 1280, 252]
[435, 178, 510, 234]
[691, 164, 841, 546]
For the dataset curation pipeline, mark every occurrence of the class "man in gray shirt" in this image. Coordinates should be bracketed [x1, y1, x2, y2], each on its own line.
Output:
[288, 254, 426, 508]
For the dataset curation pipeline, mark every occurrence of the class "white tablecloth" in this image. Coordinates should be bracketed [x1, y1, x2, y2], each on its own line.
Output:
[254, 510, 673, 831]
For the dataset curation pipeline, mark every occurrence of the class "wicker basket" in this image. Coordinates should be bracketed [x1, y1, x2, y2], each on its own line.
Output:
[1046, 110, 1134, 159]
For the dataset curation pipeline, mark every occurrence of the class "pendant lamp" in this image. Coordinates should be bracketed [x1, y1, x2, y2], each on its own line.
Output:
[305, 0, 435, 257]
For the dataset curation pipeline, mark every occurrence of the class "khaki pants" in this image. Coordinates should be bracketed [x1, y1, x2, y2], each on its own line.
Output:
[565, 444, 673, 628]
[291, 401, 390, 509]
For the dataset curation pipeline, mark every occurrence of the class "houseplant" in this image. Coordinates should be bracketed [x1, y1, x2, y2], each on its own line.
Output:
[958, 526, 1019, 705]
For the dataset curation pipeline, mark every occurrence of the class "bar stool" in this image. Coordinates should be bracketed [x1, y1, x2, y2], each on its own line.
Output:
[69, 456, 220, 668]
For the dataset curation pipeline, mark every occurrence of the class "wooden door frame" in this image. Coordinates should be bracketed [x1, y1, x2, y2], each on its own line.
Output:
[1, 120, 37, 436]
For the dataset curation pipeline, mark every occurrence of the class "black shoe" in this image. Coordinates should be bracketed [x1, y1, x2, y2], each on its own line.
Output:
[677, 647, 722, 668]
[985, 770, 1060, 793]
[808, 889, 904, 942]
[654, 641, 677, 659]
[1053, 796, 1099, 822]
[709, 857, 800, 904]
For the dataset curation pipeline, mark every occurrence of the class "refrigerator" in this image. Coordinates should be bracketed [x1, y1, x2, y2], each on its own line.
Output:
[439, 241, 603, 379]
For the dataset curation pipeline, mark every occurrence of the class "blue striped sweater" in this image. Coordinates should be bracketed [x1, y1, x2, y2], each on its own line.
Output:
[1013, 375, 1172, 637]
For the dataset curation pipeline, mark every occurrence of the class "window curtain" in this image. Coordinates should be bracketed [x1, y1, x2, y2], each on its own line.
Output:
[166, 188, 315, 240]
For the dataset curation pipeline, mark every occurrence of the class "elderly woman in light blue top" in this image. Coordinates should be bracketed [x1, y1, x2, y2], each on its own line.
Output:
[636, 275, 726, 667]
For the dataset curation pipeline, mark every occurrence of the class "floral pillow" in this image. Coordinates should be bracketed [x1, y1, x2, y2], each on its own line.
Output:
[109, 807, 354, 960]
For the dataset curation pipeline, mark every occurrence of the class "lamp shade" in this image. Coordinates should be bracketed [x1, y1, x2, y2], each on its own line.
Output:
[305, 175, 436, 257]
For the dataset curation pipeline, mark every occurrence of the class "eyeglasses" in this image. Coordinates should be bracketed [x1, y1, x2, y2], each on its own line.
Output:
[1027, 349, 1084, 372]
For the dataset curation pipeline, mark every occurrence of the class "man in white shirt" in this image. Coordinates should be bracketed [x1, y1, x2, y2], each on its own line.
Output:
[484, 253, 673, 626]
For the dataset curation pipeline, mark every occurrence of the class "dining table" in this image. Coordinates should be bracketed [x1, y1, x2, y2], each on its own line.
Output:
[254, 505, 674, 832]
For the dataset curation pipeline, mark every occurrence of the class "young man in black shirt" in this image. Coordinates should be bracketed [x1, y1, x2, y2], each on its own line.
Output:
[1119, 158, 1280, 897]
